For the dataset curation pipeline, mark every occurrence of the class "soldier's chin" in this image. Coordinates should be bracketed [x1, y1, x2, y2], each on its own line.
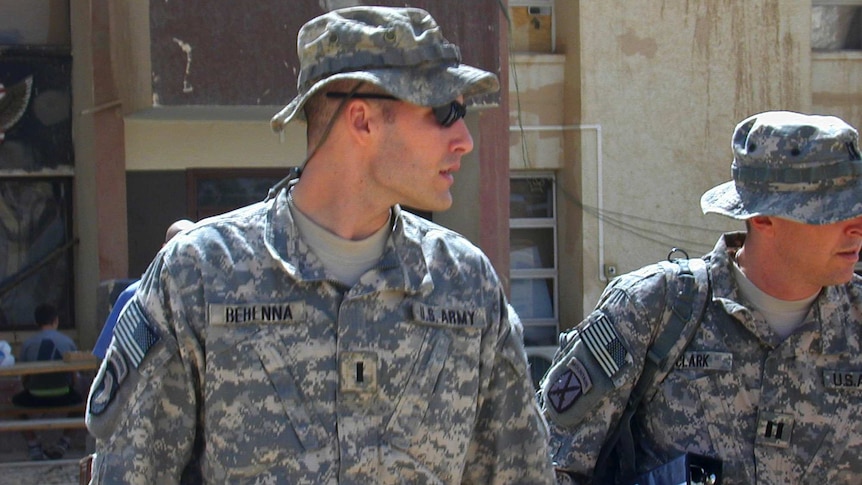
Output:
[408, 197, 453, 214]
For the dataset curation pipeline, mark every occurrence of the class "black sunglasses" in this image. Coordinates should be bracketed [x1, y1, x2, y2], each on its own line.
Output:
[325, 92, 467, 128]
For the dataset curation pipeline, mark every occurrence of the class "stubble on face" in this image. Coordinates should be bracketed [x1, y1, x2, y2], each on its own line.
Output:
[773, 217, 862, 288]
[372, 105, 459, 213]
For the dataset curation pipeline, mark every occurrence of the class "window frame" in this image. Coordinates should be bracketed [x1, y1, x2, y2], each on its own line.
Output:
[811, 0, 862, 51]
[509, 172, 559, 346]
[186, 168, 287, 220]
[0, 175, 75, 330]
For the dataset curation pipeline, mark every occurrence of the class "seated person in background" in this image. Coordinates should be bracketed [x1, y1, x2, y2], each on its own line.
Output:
[13, 303, 82, 460]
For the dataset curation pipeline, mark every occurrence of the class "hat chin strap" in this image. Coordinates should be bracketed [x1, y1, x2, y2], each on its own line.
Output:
[266, 81, 366, 201]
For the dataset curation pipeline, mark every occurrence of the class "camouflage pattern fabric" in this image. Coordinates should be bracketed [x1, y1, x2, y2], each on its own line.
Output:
[701, 111, 862, 225]
[542, 232, 862, 484]
[86, 185, 554, 484]
[271, 6, 499, 130]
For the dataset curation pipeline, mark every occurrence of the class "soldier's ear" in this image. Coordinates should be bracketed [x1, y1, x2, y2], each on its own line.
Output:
[747, 215, 774, 232]
[346, 100, 373, 141]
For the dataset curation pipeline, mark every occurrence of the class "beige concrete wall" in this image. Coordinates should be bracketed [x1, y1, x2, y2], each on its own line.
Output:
[124, 108, 303, 171]
[509, 54, 566, 170]
[108, 0, 153, 115]
[553, 1, 814, 327]
[812, 52, 862, 129]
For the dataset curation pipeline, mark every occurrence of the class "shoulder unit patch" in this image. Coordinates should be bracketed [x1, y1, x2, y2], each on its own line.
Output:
[546, 356, 593, 414]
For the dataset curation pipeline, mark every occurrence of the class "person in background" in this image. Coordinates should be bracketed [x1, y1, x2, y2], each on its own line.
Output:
[86, 6, 554, 484]
[0, 339, 14, 367]
[542, 111, 862, 484]
[13, 303, 81, 460]
[92, 219, 194, 360]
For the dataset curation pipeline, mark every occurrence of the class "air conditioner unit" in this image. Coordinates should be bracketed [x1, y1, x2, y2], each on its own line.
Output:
[525, 345, 558, 390]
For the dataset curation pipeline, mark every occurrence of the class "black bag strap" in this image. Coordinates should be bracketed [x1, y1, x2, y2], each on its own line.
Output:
[593, 255, 710, 484]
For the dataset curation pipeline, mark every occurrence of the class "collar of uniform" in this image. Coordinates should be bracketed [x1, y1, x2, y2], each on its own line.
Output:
[386, 205, 435, 295]
[263, 185, 432, 294]
[768, 287, 853, 358]
[814, 284, 857, 356]
[262, 182, 325, 281]
[710, 232, 786, 347]
[712, 231, 857, 354]
[709, 231, 747, 312]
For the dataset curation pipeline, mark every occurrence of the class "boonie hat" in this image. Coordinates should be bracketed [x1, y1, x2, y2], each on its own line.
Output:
[701, 110, 862, 224]
[270, 6, 500, 131]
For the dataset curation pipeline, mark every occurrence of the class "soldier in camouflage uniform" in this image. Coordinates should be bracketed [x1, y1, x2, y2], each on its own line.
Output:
[85, 6, 554, 485]
[542, 111, 862, 484]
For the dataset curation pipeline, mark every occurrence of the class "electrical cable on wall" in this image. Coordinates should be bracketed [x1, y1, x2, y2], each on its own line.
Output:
[497, 0, 718, 265]
[498, 0, 533, 169]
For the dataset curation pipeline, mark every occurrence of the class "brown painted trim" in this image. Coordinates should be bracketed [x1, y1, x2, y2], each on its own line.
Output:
[479, 3, 511, 293]
[92, 0, 128, 280]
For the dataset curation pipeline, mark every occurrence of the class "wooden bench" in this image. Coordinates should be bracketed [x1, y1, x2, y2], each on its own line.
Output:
[0, 403, 85, 418]
[0, 356, 98, 434]
[0, 357, 100, 378]
[0, 417, 87, 433]
[0, 403, 87, 432]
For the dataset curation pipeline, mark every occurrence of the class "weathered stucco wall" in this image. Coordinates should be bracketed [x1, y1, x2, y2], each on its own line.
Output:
[556, 1, 814, 326]
[510, 54, 566, 170]
[812, 52, 862, 129]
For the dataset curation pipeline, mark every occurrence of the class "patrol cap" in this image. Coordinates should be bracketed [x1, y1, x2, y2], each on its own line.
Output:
[701, 110, 862, 224]
[270, 6, 500, 132]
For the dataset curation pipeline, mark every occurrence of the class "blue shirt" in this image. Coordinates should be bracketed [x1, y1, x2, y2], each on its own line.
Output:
[93, 280, 139, 359]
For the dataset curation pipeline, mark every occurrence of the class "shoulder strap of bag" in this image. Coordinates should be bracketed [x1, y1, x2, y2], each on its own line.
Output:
[644, 257, 710, 398]
[593, 256, 710, 484]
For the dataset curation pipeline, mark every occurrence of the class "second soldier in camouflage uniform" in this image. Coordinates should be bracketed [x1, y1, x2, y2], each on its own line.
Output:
[86, 6, 555, 485]
[542, 111, 862, 484]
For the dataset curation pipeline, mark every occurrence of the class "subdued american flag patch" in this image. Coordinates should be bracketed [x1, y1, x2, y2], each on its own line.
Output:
[114, 299, 160, 369]
[581, 313, 628, 378]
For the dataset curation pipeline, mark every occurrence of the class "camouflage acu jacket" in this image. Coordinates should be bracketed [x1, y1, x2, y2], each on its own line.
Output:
[542, 232, 862, 485]
[86, 187, 554, 484]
